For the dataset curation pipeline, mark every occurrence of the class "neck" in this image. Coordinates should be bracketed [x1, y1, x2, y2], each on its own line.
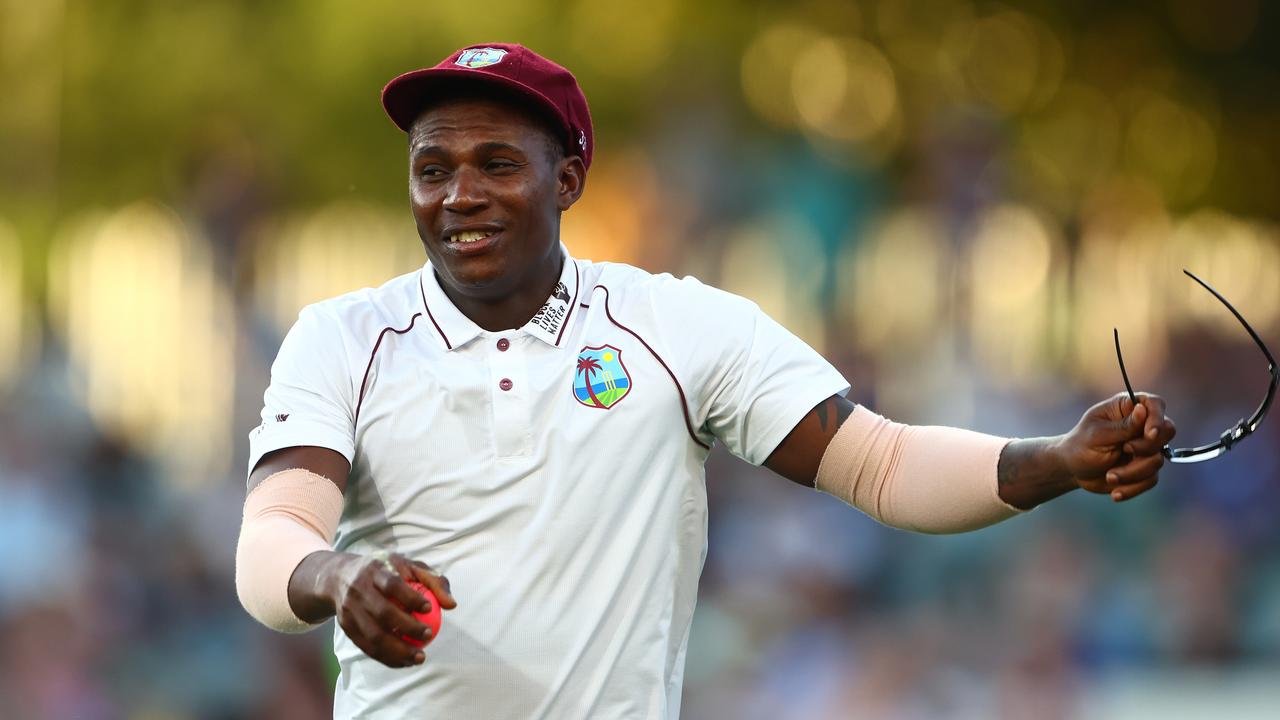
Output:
[439, 251, 563, 332]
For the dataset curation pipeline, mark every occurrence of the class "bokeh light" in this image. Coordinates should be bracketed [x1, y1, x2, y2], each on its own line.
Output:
[874, 0, 974, 81]
[1122, 89, 1218, 205]
[938, 8, 1065, 115]
[47, 203, 235, 482]
[1167, 210, 1280, 333]
[791, 36, 899, 145]
[251, 202, 423, 334]
[842, 206, 945, 355]
[742, 24, 823, 129]
[0, 220, 27, 389]
[1016, 83, 1123, 214]
[720, 213, 828, 352]
[968, 204, 1064, 380]
[560, 148, 664, 269]
[1072, 211, 1171, 391]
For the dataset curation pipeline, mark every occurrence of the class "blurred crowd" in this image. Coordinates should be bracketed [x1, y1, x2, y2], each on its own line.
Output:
[0, 358, 333, 718]
[2, 269, 1279, 719]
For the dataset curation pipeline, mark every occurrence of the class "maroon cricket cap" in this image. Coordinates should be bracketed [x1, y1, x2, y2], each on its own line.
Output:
[381, 43, 594, 170]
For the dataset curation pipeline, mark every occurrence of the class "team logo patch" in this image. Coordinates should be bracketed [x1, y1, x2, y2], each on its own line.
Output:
[455, 47, 508, 69]
[574, 345, 631, 410]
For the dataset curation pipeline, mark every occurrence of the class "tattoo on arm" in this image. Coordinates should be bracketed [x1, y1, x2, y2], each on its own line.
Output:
[996, 438, 1075, 510]
[764, 394, 858, 488]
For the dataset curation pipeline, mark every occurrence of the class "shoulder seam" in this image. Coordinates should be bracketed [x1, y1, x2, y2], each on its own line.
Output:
[594, 284, 710, 450]
[354, 312, 423, 425]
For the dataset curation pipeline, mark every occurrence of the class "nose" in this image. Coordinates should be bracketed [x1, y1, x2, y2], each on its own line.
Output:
[443, 166, 488, 215]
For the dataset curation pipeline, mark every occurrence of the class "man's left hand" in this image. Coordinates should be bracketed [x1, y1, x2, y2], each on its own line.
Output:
[1058, 392, 1177, 502]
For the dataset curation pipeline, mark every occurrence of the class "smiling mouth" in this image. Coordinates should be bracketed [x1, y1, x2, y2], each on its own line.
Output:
[447, 230, 498, 244]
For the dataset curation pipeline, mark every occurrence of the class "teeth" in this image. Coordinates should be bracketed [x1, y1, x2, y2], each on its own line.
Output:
[449, 230, 495, 244]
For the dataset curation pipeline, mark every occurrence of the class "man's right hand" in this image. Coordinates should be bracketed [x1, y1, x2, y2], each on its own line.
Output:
[288, 550, 458, 668]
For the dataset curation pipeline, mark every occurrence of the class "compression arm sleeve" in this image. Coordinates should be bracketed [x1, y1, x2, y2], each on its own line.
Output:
[814, 405, 1024, 534]
[235, 468, 344, 633]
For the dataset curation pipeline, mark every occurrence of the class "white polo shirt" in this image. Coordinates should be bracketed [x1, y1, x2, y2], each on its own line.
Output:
[248, 248, 849, 719]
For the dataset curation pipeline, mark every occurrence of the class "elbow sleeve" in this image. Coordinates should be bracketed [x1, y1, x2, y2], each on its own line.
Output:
[235, 468, 344, 633]
[815, 405, 1023, 533]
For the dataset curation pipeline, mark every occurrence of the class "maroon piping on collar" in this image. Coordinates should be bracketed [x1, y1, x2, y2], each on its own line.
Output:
[595, 284, 711, 450]
[355, 313, 422, 424]
[418, 270, 452, 350]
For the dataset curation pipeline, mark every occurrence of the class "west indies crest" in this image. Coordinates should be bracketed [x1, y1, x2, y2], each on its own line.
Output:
[574, 345, 631, 410]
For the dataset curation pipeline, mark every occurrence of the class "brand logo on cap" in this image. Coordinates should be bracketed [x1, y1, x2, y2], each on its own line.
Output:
[578, 130, 587, 151]
[455, 47, 508, 69]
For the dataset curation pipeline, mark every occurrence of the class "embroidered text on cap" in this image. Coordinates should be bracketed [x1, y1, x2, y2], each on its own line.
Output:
[455, 47, 508, 69]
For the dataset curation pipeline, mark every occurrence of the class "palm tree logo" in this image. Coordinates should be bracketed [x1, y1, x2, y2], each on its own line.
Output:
[576, 355, 604, 408]
[573, 345, 631, 410]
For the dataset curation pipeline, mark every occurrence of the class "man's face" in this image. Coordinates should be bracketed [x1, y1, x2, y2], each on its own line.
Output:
[408, 97, 583, 301]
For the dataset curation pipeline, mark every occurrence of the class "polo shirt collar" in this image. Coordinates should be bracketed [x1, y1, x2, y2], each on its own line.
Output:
[418, 245, 581, 351]
[520, 249, 581, 347]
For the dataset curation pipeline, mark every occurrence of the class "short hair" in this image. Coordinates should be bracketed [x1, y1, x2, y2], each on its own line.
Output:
[407, 79, 566, 167]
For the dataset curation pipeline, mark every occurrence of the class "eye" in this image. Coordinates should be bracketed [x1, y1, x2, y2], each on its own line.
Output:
[418, 165, 447, 178]
[487, 159, 520, 172]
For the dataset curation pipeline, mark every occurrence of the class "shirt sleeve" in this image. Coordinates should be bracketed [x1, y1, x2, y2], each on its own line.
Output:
[655, 276, 850, 465]
[246, 304, 357, 477]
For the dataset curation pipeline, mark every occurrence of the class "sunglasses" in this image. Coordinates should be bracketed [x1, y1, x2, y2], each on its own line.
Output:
[1113, 269, 1279, 463]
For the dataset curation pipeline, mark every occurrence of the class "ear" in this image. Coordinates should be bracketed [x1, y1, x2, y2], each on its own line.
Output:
[556, 155, 587, 211]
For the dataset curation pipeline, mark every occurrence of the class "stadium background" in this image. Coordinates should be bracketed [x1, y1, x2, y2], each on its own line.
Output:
[2, 1, 1279, 717]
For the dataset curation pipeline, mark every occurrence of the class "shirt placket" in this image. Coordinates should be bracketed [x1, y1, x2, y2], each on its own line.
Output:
[489, 333, 531, 458]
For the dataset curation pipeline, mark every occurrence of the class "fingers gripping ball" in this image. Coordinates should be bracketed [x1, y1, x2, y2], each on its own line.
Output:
[402, 581, 442, 648]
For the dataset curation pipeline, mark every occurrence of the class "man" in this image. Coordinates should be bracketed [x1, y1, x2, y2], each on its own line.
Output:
[236, 43, 1176, 718]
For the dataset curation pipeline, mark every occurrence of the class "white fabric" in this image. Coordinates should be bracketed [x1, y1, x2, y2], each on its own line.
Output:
[235, 468, 344, 633]
[815, 405, 1022, 533]
[248, 247, 848, 719]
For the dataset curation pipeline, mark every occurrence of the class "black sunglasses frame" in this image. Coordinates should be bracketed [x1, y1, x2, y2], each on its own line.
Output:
[1113, 269, 1279, 464]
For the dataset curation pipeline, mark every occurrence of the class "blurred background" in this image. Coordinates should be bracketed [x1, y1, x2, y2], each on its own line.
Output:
[2, 0, 1278, 717]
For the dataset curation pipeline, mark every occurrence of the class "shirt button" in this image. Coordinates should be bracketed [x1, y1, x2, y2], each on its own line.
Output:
[499, 378, 513, 391]
[496, 338, 510, 351]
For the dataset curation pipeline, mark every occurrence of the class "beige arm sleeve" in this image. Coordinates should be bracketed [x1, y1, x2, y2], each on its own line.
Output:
[234, 468, 344, 633]
[815, 405, 1024, 534]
